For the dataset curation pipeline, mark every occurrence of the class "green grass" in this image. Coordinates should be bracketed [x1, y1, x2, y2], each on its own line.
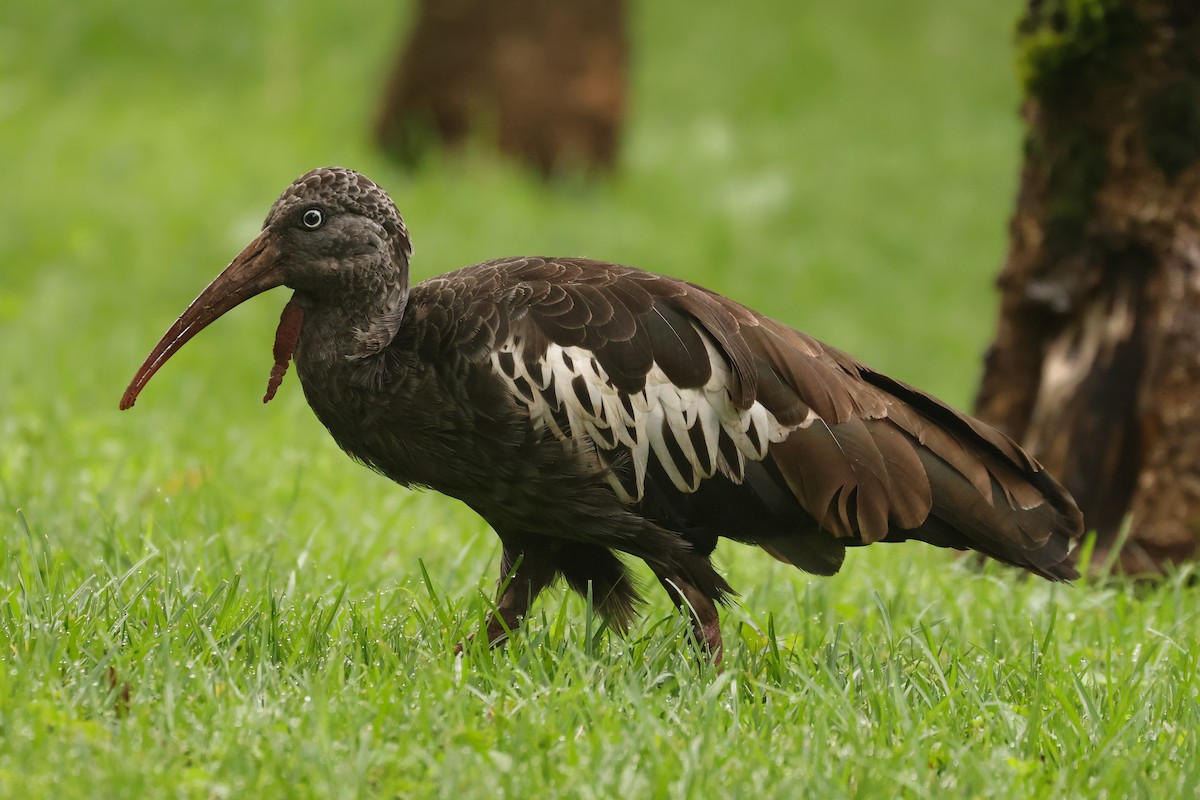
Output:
[2, 1, 1198, 797]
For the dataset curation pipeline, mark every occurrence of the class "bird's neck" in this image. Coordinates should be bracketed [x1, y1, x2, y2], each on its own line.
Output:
[292, 283, 409, 363]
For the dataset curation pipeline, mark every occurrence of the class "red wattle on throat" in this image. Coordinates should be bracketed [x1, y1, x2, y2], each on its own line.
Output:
[264, 298, 304, 403]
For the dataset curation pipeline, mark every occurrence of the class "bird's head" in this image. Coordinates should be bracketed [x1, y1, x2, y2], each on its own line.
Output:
[261, 167, 413, 301]
[120, 167, 412, 410]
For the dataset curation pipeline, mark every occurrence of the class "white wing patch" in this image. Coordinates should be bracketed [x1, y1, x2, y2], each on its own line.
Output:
[489, 324, 804, 503]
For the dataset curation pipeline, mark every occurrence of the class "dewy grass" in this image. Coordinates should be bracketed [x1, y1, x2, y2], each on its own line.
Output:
[2, 0, 1198, 797]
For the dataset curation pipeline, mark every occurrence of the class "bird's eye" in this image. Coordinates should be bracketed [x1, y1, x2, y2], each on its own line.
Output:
[301, 208, 324, 229]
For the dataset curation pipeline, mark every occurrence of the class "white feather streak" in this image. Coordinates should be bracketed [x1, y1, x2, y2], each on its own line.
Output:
[489, 328, 794, 503]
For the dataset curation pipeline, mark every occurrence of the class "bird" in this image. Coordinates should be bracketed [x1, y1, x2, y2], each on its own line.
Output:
[122, 167, 1084, 663]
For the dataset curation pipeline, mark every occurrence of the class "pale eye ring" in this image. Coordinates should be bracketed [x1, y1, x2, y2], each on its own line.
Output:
[301, 208, 324, 229]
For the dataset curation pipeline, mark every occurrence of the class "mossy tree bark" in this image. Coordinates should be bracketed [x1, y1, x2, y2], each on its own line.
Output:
[977, 0, 1200, 572]
[374, 0, 626, 177]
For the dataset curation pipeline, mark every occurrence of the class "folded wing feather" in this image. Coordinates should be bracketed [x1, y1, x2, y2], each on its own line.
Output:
[467, 257, 1081, 579]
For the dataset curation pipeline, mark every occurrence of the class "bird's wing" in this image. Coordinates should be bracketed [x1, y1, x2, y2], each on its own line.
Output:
[438, 257, 1082, 579]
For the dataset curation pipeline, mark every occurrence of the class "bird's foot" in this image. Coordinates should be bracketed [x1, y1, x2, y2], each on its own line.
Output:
[693, 616, 724, 669]
[455, 612, 519, 655]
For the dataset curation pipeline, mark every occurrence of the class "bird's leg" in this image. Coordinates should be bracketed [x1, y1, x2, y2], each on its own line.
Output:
[469, 547, 557, 649]
[655, 573, 723, 666]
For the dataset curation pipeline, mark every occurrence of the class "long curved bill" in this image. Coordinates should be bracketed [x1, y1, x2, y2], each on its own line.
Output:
[120, 232, 284, 410]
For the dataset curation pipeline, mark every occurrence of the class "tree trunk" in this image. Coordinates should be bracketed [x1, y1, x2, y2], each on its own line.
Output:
[976, 0, 1200, 573]
[374, 0, 626, 177]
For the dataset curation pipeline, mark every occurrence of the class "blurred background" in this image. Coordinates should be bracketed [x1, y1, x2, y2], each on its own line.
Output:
[1, 0, 1022, 593]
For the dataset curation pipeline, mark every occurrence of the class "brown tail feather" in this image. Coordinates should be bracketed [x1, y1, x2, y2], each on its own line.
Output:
[858, 366, 1083, 578]
[904, 449, 1080, 580]
[741, 322, 1083, 579]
